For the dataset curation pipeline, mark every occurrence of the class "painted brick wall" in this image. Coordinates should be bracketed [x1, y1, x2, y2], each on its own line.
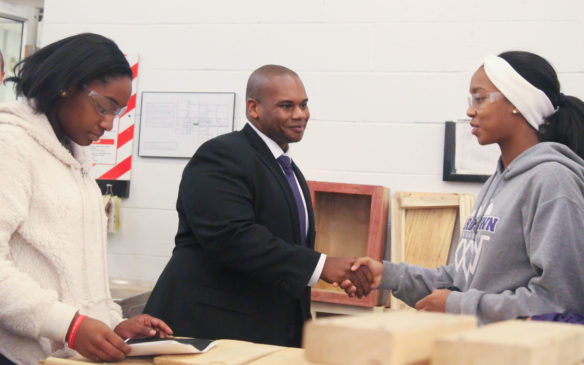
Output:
[42, 0, 584, 282]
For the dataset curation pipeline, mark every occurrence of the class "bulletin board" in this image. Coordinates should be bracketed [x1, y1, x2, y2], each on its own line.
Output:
[138, 92, 235, 158]
[442, 120, 500, 182]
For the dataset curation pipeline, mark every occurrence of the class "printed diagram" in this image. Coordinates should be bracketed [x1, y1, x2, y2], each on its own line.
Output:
[139, 92, 235, 158]
[175, 100, 231, 142]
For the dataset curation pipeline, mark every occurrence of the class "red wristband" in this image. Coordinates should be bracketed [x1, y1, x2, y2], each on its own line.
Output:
[67, 314, 87, 349]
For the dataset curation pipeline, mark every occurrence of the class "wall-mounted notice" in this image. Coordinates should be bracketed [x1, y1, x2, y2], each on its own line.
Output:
[443, 120, 500, 183]
[138, 92, 235, 158]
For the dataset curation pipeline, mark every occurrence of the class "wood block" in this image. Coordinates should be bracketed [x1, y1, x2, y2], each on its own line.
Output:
[303, 311, 476, 365]
[389, 192, 474, 310]
[308, 181, 390, 307]
[310, 301, 387, 319]
[432, 320, 584, 365]
[153, 340, 283, 365]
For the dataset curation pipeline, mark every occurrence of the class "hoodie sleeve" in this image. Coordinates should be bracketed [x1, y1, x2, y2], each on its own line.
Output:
[446, 194, 584, 324]
[0, 127, 78, 342]
[380, 261, 457, 307]
[107, 300, 124, 328]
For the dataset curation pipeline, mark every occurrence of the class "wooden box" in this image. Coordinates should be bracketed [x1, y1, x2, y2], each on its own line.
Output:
[303, 311, 477, 365]
[308, 181, 390, 307]
[432, 320, 584, 365]
[389, 192, 474, 309]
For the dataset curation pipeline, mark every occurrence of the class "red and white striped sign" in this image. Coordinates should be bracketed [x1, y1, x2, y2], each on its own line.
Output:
[90, 55, 139, 181]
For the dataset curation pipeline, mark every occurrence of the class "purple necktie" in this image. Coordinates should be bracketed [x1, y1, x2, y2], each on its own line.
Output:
[277, 155, 307, 247]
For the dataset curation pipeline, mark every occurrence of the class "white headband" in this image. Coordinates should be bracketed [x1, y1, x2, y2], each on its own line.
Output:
[482, 55, 555, 130]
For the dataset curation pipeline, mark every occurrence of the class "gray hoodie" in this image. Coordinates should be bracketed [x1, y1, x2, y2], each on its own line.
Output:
[381, 142, 584, 324]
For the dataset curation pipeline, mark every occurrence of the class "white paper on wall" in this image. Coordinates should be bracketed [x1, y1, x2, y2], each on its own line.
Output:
[138, 92, 235, 158]
[454, 119, 500, 176]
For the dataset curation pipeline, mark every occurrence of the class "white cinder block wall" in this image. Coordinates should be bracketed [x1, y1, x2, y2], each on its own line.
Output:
[41, 0, 584, 282]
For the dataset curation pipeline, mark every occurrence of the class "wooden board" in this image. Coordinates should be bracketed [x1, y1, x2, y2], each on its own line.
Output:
[310, 301, 386, 319]
[153, 340, 283, 365]
[42, 356, 154, 364]
[303, 311, 477, 365]
[308, 181, 390, 307]
[432, 320, 584, 365]
[389, 192, 474, 309]
[247, 348, 321, 365]
[43, 341, 287, 365]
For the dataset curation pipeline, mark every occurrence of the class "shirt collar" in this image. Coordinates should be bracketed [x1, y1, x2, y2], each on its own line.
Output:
[247, 121, 291, 159]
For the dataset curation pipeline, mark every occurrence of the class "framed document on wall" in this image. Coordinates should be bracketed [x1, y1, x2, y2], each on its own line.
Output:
[443, 120, 500, 182]
[138, 92, 236, 158]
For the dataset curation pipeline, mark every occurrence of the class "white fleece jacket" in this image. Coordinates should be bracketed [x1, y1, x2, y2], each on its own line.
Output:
[0, 100, 123, 365]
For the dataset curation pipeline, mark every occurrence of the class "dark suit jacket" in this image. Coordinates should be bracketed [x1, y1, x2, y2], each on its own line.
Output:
[144, 124, 321, 347]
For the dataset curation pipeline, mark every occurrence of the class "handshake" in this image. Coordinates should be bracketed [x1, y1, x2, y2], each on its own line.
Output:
[321, 257, 384, 298]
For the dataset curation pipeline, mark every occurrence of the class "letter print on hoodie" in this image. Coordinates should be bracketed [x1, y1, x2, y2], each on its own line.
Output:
[456, 201, 500, 283]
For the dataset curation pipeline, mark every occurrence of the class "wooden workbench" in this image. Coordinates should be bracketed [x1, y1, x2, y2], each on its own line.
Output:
[41, 339, 323, 365]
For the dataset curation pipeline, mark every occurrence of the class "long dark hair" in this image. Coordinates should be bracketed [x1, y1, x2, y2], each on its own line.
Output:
[7, 33, 132, 117]
[499, 51, 584, 159]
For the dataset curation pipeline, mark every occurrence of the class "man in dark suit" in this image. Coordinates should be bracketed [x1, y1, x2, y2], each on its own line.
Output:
[144, 65, 371, 347]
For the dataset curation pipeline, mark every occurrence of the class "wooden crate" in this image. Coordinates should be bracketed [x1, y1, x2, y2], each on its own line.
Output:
[389, 192, 474, 309]
[308, 181, 390, 307]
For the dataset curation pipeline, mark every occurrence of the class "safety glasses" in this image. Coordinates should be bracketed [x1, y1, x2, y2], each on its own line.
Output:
[467, 91, 504, 111]
[86, 88, 127, 118]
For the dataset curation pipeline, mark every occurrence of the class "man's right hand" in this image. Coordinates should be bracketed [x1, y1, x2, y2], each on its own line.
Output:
[73, 317, 131, 362]
[338, 257, 384, 297]
[321, 256, 374, 298]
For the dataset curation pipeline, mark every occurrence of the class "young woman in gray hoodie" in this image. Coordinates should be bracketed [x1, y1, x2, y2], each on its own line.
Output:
[342, 51, 584, 325]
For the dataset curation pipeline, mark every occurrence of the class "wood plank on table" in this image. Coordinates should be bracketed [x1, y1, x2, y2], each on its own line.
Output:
[42, 356, 154, 364]
[153, 340, 283, 365]
[247, 348, 322, 364]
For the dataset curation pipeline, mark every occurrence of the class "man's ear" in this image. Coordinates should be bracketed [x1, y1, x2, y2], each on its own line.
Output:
[247, 98, 260, 120]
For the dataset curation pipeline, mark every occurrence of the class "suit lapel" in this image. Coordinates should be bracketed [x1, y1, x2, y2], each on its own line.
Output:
[242, 125, 304, 246]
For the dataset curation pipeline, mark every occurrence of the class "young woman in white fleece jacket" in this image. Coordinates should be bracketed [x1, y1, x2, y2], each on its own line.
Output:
[0, 33, 171, 365]
[341, 51, 584, 325]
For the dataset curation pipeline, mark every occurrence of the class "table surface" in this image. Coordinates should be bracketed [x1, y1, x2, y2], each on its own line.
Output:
[42, 339, 322, 365]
